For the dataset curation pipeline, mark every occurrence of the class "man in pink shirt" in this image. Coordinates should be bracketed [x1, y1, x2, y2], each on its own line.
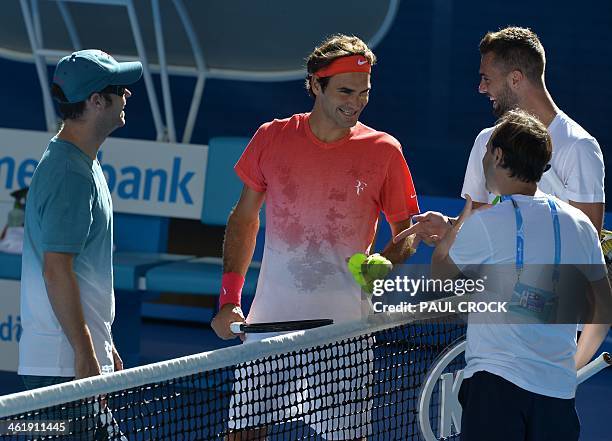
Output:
[212, 34, 419, 440]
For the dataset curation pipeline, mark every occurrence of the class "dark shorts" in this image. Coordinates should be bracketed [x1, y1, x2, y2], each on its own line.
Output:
[458, 371, 580, 441]
[21, 374, 74, 390]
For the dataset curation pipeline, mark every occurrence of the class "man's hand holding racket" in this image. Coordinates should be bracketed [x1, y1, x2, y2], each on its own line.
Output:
[229, 319, 334, 335]
[212, 304, 246, 340]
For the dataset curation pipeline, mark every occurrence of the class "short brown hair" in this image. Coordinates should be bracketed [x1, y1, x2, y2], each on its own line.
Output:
[489, 109, 552, 183]
[51, 83, 113, 120]
[304, 34, 376, 97]
[479, 27, 546, 83]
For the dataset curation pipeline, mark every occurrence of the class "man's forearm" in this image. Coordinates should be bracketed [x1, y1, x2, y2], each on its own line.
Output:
[431, 253, 462, 281]
[43, 267, 96, 357]
[575, 323, 610, 370]
[382, 236, 415, 265]
[470, 201, 489, 211]
[569, 201, 604, 234]
[222, 210, 260, 275]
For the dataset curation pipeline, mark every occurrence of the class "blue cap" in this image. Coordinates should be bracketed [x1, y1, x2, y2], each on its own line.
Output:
[52, 49, 143, 103]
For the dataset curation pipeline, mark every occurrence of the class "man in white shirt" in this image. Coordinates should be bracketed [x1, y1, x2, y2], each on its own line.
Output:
[400, 27, 604, 244]
[397, 26, 607, 338]
[429, 109, 610, 440]
[463, 26, 604, 230]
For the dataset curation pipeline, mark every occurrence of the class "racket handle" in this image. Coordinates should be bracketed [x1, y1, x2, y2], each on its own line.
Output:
[577, 352, 611, 384]
[230, 322, 245, 334]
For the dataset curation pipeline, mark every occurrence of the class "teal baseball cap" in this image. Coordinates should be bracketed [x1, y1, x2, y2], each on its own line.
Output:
[52, 49, 143, 103]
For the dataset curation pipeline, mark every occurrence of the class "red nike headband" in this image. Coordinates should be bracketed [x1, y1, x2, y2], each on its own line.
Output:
[314, 55, 371, 78]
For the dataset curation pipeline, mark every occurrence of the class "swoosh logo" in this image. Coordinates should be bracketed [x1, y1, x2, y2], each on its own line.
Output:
[410, 194, 417, 199]
[357, 59, 367, 66]
[222, 287, 227, 296]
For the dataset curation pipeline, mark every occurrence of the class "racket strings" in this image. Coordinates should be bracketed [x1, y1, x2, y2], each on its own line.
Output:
[600, 228, 612, 262]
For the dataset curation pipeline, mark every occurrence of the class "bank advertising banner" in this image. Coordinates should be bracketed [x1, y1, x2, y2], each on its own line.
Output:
[0, 128, 208, 220]
[0, 279, 20, 372]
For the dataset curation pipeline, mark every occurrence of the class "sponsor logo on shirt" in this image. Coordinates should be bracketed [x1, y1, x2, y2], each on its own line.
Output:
[355, 180, 367, 195]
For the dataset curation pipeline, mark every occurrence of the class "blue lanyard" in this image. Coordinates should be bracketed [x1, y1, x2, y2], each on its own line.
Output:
[500, 195, 561, 284]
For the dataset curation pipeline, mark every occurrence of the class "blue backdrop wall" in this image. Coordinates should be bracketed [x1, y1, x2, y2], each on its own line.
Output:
[1, 0, 610, 201]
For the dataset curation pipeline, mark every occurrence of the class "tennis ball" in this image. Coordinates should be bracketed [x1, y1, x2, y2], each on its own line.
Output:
[364, 253, 393, 280]
[353, 272, 367, 288]
[347, 253, 367, 275]
[347, 253, 368, 288]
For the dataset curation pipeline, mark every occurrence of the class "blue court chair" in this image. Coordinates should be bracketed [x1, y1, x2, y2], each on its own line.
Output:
[143, 137, 264, 302]
[0, 252, 21, 279]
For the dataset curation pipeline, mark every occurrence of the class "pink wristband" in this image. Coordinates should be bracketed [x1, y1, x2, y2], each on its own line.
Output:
[219, 272, 245, 308]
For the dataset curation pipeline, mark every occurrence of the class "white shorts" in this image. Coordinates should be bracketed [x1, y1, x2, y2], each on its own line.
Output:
[228, 334, 374, 440]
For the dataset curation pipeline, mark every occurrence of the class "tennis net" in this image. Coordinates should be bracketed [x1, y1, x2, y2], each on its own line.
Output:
[0, 310, 466, 440]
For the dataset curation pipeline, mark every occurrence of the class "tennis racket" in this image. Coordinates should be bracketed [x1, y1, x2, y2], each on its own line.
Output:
[577, 352, 611, 384]
[230, 319, 333, 334]
[601, 229, 612, 277]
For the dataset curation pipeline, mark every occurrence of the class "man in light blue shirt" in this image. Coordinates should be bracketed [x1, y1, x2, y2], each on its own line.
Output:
[420, 110, 610, 440]
[19, 50, 142, 389]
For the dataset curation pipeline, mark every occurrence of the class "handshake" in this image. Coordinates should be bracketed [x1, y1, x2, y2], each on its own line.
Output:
[347, 253, 393, 293]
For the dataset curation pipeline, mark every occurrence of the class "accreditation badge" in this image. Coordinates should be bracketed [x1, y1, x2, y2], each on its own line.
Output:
[509, 282, 557, 322]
